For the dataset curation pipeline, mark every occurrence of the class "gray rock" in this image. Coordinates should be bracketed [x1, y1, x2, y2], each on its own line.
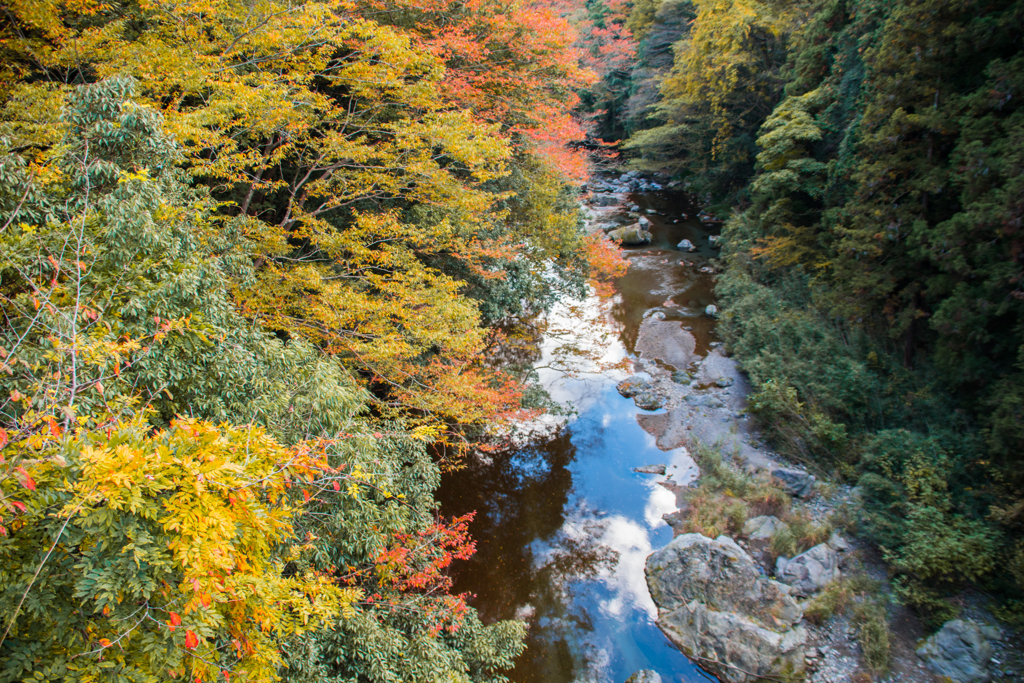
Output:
[917, 619, 1002, 683]
[828, 532, 850, 552]
[670, 370, 691, 384]
[634, 391, 664, 411]
[771, 467, 815, 498]
[715, 376, 734, 388]
[743, 515, 788, 541]
[591, 193, 622, 207]
[775, 543, 840, 596]
[677, 238, 696, 251]
[646, 534, 806, 683]
[609, 224, 653, 245]
[709, 235, 721, 248]
[638, 216, 651, 228]
[704, 304, 718, 318]
[625, 671, 662, 683]
[617, 375, 651, 398]
[628, 203, 641, 212]
[634, 464, 667, 475]
[684, 393, 712, 406]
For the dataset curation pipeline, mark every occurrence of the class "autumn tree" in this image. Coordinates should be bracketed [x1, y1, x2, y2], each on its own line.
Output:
[624, 0, 800, 195]
[1, 79, 527, 681]
[0, 0, 607, 446]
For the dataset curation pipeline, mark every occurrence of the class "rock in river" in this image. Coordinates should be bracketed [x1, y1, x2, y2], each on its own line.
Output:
[591, 193, 623, 207]
[625, 671, 662, 683]
[609, 224, 653, 245]
[916, 619, 1002, 683]
[636, 317, 696, 369]
[646, 533, 807, 683]
[634, 391, 664, 411]
[634, 464, 667, 475]
[677, 238, 696, 251]
[617, 375, 651, 398]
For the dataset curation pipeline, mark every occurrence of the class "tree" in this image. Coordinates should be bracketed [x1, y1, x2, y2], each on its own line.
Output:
[1, 79, 527, 681]
[624, 0, 799, 195]
[0, 419, 355, 683]
[0, 0, 603, 444]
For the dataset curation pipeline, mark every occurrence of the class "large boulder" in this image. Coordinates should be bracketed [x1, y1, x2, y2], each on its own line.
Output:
[916, 619, 1002, 683]
[775, 543, 840, 596]
[771, 467, 815, 498]
[636, 317, 696, 369]
[677, 238, 696, 251]
[609, 224, 653, 245]
[646, 534, 807, 683]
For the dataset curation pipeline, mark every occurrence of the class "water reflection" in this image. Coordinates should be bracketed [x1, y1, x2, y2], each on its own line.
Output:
[437, 187, 720, 683]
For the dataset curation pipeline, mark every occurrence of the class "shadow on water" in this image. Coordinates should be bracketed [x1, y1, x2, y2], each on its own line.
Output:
[437, 183, 722, 683]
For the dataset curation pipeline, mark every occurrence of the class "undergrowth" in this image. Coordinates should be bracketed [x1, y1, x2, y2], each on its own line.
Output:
[678, 441, 830, 557]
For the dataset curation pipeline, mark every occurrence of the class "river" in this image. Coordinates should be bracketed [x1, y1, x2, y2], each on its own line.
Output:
[437, 177, 726, 683]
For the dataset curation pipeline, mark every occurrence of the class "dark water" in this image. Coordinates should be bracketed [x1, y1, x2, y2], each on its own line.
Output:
[437, 186, 722, 683]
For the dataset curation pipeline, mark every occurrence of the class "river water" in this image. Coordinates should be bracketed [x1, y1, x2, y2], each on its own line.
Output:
[438, 181, 723, 683]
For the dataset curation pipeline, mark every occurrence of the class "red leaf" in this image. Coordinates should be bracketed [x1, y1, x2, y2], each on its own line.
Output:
[169, 612, 182, 627]
[10, 501, 26, 513]
[302, 489, 310, 502]
[184, 630, 199, 649]
[16, 467, 35, 491]
[0, 428, 8, 449]
[332, 481, 340, 492]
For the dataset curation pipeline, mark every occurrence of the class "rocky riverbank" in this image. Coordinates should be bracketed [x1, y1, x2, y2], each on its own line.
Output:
[581, 173, 1021, 683]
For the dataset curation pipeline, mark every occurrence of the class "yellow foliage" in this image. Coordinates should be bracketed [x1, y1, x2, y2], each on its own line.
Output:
[3, 418, 358, 682]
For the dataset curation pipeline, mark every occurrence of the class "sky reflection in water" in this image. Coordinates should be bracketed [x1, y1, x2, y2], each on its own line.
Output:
[438, 293, 716, 683]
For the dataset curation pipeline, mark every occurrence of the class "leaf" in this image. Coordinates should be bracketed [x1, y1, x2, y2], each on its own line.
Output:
[15, 466, 36, 491]
[184, 630, 199, 649]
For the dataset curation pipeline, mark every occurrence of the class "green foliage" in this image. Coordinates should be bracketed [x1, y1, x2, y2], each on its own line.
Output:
[854, 599, 892, 676]
[0, 80, 526, 682]
[1, 419, 355, 683]
[623, 0, 801, 196]
[672, 0, 1024, 628]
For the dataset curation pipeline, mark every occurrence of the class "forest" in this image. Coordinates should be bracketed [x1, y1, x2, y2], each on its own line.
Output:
[603, 0, 1024, 632]
[1, 0, 1022, 680]
[0, 0, 623, 679]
